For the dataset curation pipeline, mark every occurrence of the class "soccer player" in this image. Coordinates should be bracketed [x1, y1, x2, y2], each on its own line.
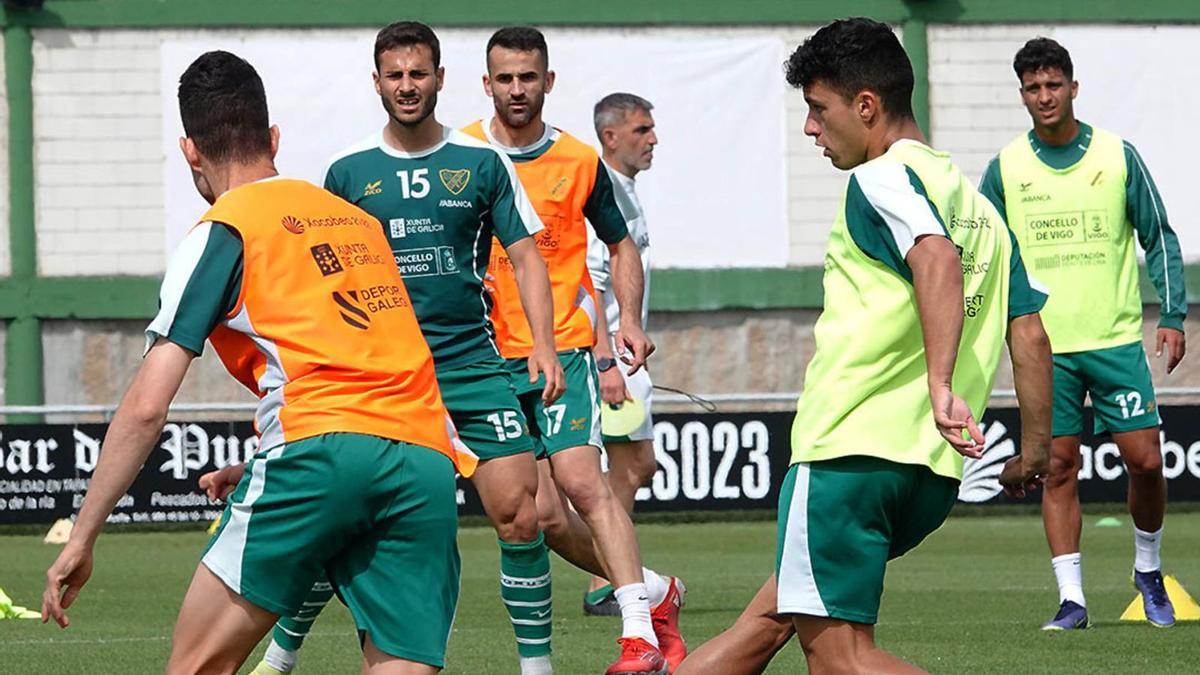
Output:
[582, 92, 660, 617]
[463, 27, 683, 675]
[677, 19, 1053, 674]
[979, 37, 1188, 630]
[239, 22, 565, 675]
[41, 50, 467, 674]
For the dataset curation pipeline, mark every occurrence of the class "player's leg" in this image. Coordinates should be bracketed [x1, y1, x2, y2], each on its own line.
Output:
[790, 617, 924, 675]
[1040, 353, 1090, 629]
[588, 364, 658, 614]
[328, 439, 461, 673]
[675, 575, 793, 675]
[537, 452, 683, 671]
[450, 359, 554, 672]
[1088, 342, 1172, 626]
[530, 350, 669, 672]
[361, 635, 439, 675]
[168, 564, 280, 674]
[474, 452, 555, 672]
[256, 577, 337, 674]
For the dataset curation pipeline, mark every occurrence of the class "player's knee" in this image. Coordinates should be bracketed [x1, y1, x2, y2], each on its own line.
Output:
[1046, 452, 1081, 487]
[799, 643, 859, 675]
[630, 446, 657, 486]
[496, 501, 540, 542]
[1125, 449, 1163, 477]
[558, 477, 611, 517]
[166, 649, 237, 675]
[535, 497, 569, 542]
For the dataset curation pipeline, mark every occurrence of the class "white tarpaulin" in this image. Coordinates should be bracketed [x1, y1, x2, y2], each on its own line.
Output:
[1054, 26, 1200, 261]
[161, 31, 788, 267]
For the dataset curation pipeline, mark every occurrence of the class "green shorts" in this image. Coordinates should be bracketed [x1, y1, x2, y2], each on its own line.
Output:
[203, 433, 460, 667]
[507, 349, 601, 458]
[438, 356, 534, 461]
[1053, 341, 1160, 437]
[775, 455, 958, 624]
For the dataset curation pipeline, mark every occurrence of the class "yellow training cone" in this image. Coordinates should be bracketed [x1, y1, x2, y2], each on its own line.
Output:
[1121, 575, 1200, 621]
[43, 518, 73, 545]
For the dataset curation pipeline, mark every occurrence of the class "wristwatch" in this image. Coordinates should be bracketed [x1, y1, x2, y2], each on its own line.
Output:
[596, 356, 618, 373]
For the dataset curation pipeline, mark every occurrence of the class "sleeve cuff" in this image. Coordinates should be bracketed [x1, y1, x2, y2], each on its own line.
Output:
[1159, 315, 1185, 332]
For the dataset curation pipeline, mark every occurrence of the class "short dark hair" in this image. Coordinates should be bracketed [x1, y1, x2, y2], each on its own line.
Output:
[177, 50, 271, 164]
[487, 26, 549, 67]
[785, 17, 914, 120]
[375, 21, 440, 70]
[1013, 37, 1073, 81]
[593, 92, 653, 138]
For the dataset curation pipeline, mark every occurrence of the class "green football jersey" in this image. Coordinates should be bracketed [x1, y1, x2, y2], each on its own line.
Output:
[325, 126, 543, 369]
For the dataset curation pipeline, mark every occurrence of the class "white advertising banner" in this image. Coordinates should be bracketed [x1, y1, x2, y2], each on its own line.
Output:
[161, 31, 788, 267]
[1054, 26, 1200, 261]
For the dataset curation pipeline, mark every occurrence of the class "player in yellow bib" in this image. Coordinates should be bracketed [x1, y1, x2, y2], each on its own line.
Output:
[979, 38, 1188, 630]
[678, 19, 1053, 675]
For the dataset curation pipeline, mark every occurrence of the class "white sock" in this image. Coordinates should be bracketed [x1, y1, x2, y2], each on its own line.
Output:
[263, 639, 298, 672]
[1051, 553, 1086, 607]
[614, 583, 658, 647]
[519, 655, 553, 675]
[642, 568, 669, 607]
[1134, 526, 1163, 573]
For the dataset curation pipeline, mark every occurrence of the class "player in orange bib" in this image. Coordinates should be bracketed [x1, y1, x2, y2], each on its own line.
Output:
[41, 51, 465, 674]
[463, 27, 684, 675]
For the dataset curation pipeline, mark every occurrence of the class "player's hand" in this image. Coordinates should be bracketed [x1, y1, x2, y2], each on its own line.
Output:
[529, 346, 565, 405]
[930, 385, 985, 458]
[42, 542, 94, 628]
[998, 456, 1045, 499]
[615, 323, 655, 376]
[1156, 327, 1186, 374]
[599, 365, 630, 405]
[199, 463, 245, 502]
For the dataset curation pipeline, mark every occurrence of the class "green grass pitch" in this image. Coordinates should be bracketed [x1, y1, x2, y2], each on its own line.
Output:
[3, 514, 1199, 673]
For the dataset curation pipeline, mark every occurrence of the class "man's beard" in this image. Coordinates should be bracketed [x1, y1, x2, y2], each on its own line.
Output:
[496, 95, 542, 129]
[383, 89, 438, 128]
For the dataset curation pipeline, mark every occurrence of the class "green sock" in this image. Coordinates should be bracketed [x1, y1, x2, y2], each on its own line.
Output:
[586, 584, 614, 605]
[500, 532, 552, 658]
[273, 576, 336, 652]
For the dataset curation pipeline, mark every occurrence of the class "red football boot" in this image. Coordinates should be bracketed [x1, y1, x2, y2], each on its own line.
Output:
[650, 577, 687, 673]
[605, 637, 668, 675]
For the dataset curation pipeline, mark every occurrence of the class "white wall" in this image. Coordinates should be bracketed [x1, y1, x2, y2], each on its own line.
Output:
[30, 25, 845, 274]
[26, 24, 1200, 276]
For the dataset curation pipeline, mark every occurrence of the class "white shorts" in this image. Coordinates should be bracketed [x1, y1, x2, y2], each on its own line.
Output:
[607, 336, 654, 443]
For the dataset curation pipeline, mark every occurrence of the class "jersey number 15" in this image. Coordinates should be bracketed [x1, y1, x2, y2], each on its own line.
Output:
[397, 169, 430, 199]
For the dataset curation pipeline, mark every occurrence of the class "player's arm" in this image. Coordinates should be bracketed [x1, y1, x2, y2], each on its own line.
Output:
[585, 224, 628, 403]
[978, 155, 1008, 223]
[43, 340, 193, 628]
[998, 231, 1052, 497]
[909, 236, 983, 456]
[44, 222, 243, 627]
[847, 165, 983, 455]
[507, 237, 564, 403]
[591, 287, 630, 405]
[486, 150, 564, 403]
[1125, 141, 1187, 373]
[587, 159, 653, 373]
